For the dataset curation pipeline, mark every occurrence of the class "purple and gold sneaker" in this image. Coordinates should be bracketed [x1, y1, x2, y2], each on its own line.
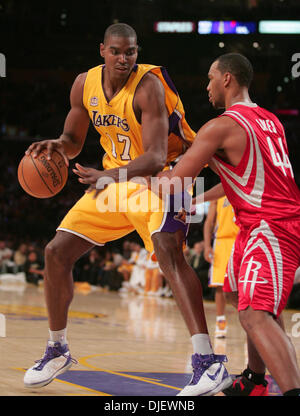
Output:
[24, 341, 76, 388]
[177, 353, 232, 396]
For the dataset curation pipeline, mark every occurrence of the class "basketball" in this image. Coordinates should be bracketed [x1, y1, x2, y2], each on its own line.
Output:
[17, 150, 68, 198]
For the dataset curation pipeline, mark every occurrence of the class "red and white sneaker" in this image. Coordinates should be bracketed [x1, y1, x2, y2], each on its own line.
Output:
[223, 371, 268, 396]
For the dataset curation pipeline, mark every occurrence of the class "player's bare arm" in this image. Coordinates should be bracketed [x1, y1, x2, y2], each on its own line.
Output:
[74, 72, 169, 189]
[157, 118, 226, 183]
[191, 159, 223, 205]
[192, 182, 225, 205]
[25, 73, 90, 166]
[157, 115, 247, 187]
[131, 71, 169, 175]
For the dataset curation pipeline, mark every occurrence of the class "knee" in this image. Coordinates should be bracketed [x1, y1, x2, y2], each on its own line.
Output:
[239, 309, 249, 331]
[239, 307, 267, 332]
[45, 239, 72, 269]
[45, 240, 59, 261]
[152, 233, 183, 271]
[153, 234, 178, 258]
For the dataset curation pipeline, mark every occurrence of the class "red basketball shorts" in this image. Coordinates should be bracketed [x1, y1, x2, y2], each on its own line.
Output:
[223, 218, 300, 318]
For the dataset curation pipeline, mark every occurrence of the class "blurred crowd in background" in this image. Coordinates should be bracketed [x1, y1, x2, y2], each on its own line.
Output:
[1, 230, 299, 308]
[0, 235, 214, 300]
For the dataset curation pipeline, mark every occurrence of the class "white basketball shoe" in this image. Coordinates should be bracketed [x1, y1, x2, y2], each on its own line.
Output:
[24, 341, 76, 388]
[177, 353, 232, 396]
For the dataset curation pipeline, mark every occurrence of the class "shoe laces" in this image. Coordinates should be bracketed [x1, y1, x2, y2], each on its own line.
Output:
[190, 353, 228, 385]
[34, 342, 77, 371]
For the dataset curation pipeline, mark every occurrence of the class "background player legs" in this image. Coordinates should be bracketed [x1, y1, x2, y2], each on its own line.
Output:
[239, 306, 300, 393]
[44, 231, 94, 330]
[144, 268, 153, 293]
[144, 268, 164, 296]
[215, 286, 226, 317]
[214, 285, 227, 338]
[152, 230, 208, 335]
[225, 291, 238, 309]
[151, 269, 163, 293]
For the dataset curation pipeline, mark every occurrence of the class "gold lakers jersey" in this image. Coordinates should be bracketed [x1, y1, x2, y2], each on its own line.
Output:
[83, 64, 195, 170]
[215, 196, 239, 240]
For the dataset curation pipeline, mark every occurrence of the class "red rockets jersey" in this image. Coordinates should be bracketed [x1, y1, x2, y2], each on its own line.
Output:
[212, 102, 300, 228]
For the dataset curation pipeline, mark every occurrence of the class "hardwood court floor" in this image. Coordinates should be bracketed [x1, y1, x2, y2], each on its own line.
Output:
[0, 281, 299, 396]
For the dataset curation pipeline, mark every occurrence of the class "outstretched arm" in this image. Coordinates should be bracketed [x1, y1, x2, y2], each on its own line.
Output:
[158, 114, 247, 191]
[166, 118, 225, 181]
[192, 182, 225, 205]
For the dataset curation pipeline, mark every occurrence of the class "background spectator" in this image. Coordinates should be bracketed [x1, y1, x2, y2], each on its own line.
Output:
[80, 248, 103, 286]
[0, 239, 17, 274]
[24, 250, 44, 285]
[13, 243, 28, 272]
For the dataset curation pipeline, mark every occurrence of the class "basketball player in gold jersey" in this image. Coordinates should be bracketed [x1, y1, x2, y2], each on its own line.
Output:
[23, 23, 231, 395]
[204, 196, 239, 338]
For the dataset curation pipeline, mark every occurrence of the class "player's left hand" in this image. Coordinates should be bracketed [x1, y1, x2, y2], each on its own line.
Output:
[73, 163, 115, 198]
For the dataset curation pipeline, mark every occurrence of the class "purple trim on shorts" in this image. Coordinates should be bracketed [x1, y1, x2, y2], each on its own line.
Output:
[160, 191, 192, 237]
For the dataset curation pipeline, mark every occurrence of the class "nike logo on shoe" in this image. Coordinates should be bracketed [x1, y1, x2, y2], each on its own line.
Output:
[207, 364, 224, 382]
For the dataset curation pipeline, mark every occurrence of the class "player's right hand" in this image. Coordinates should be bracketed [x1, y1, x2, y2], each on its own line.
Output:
[25, 139, 69, 167]
[204, 246, 214, 263]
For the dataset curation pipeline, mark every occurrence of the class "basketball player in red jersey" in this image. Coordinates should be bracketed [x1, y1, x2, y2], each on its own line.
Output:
[156, 53, 300, 396]
[23, 24, 232, 396]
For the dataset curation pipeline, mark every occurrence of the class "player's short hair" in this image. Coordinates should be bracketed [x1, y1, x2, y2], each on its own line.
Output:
[215, 53, 253, 87]
[104, 23, 137, 44]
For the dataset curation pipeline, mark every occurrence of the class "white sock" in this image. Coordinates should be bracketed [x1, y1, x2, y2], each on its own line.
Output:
[191, 334, 213, 355]
[49, 328, 68, 346]
[216, 315, 226, 322]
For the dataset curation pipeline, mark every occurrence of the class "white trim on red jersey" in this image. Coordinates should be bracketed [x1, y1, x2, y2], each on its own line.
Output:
[240, 220, 283, 316]
[212, 109, 265, 208]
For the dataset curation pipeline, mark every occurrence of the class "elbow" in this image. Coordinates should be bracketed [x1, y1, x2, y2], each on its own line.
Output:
[68, 136, 84, 159]
[68, 144, 83, 160]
